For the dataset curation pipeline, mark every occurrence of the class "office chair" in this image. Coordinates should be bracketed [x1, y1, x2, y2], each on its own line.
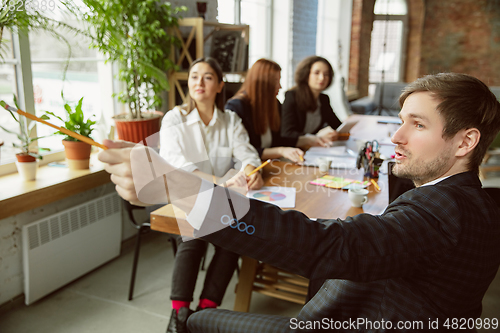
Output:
[483, 188, 500, 208]
[387, 162, 415, 203]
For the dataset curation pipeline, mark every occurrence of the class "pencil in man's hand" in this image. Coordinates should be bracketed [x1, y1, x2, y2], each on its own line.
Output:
[0, 101, 108, 150]
[247, 159, 271, 176]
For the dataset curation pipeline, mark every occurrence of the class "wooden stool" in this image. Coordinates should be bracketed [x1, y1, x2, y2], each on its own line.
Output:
[233, 256, 308, 312]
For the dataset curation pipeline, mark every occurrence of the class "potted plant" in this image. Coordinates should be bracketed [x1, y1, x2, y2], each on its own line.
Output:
[0, 97, 50, 180]
[44, 95, 96, 170]
[78, 0, 187, 143]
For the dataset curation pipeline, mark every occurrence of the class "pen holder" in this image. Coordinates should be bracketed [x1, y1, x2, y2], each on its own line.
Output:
[356, 140, 383, 178]
[367, 157, 383, 178]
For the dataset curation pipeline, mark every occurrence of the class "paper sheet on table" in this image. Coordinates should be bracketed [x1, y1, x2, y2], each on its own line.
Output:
[306, 146, 350, 156]
[246, 186, 296, 208]
[303, 153, 357, 169]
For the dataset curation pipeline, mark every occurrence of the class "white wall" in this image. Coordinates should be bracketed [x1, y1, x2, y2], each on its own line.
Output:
[272, 0, 294, 100]
[0, 184, 137, 306]
[271, 0, 353, 112]
[316, 0, 353, 121]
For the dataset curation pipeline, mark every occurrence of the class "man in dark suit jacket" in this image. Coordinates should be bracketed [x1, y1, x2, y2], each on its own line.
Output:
[99, 73, 500, 332]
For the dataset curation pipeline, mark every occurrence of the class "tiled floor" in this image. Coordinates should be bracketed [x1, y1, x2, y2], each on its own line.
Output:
[0, 231, 302, 333]
[1, 174, 499, 333]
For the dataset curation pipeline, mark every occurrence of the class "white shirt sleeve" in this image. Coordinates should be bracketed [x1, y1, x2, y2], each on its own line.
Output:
[185, 179, 215, 230]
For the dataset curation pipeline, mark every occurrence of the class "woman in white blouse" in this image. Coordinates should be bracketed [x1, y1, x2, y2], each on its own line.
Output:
[159, 57, 263, 333]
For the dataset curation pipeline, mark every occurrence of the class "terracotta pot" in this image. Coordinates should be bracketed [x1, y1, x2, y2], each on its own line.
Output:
[15, 153, 38, 180]
[62, 140, 92, 170]
[16, 153, 37, 163]
[113, 111, 163, 145]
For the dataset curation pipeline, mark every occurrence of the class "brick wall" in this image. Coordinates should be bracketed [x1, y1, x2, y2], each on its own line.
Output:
[291, 0, 319, 78]
[349, 0, 362, 90]
[348, 0, 375, 97]
[405, 0, 424, 83]
[420, 0, 500, 85]
[350, 0, 500, 98]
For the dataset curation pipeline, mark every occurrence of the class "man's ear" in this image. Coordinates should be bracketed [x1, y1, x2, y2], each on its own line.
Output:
[455, 128, 480, 157]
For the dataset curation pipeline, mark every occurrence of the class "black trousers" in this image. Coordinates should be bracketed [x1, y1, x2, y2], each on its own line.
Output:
[188, 309, 291, 333]
[170, 235, 239, 305]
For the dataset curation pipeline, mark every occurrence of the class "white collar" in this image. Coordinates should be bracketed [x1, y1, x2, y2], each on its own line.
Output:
[420, 175, 452, 187]
[184, 106, 219, 127]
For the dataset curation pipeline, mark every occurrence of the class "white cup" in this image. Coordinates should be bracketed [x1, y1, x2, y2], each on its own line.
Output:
[348, 188, 369, 207]
[317, 157, 331, 173]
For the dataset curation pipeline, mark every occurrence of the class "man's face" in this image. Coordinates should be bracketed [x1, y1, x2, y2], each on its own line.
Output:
[391, 92, 458, 186]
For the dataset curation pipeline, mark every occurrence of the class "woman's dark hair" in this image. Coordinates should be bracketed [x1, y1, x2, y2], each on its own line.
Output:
[232, 58, 281, 135]
[291, 56, 334, 112]
[184, 57, 225, 113]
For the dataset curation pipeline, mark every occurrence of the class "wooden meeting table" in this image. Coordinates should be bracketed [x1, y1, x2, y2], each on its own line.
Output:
[150, 114, 396, 312]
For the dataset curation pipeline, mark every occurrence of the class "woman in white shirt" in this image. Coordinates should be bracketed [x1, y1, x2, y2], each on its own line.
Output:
[159, 57, 263, 333]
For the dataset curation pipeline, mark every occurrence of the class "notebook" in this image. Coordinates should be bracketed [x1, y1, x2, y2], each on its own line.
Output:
[336, 119, 359, 133]
[309, 175, 370, 190]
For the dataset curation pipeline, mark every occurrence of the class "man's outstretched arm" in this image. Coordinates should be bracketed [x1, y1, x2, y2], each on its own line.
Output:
[97, 139, 249, 230]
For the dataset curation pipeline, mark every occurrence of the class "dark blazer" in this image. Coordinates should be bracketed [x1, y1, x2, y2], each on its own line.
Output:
[281, 89, 342, 139]
[196, 172, 500, 330]
[226, 98, 298, 158]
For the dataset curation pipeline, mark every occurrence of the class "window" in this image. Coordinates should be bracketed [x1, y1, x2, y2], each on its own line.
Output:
[0, 4, 114, 171]
[240, 0, 271, 64]
[0, 29, 20, 165]
[369, 0, 408, 83]
[29, 7, 112, 156]
[217, 0, 235, 23]
[218, 0, 272, 65]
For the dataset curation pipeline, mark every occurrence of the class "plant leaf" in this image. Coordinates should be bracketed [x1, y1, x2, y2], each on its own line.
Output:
[0, 124, 19, 135]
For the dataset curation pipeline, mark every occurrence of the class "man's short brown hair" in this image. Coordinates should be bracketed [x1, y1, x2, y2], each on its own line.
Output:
[399, 73, 500, 174]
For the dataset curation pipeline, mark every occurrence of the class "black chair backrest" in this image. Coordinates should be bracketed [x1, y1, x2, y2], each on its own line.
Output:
[388, 162, 415, 203]
[123, 199, 149, 229]
[483, 187, 500, 208]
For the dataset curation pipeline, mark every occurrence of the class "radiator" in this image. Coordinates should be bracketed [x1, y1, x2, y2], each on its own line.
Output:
[22, 192, 122, 305]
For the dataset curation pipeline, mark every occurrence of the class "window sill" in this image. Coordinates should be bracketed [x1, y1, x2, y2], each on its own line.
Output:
[0, 154, 111, 220]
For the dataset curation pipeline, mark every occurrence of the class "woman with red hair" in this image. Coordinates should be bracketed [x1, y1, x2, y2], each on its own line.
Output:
[226, 58, 326, 164]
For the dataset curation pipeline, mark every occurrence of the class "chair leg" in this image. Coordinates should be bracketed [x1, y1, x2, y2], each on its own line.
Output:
[200, 245, 207, 271]
[169, 236, 178, 257]
[128, 226, 146, 301]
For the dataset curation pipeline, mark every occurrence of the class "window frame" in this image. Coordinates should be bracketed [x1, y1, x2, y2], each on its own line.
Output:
[0, 28, 115, 176]
[369, 0, 409, 83]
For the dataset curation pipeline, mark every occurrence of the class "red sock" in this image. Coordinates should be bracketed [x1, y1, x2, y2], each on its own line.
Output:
[171, 300, 190, 314]
[198, 298, 218, 309]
